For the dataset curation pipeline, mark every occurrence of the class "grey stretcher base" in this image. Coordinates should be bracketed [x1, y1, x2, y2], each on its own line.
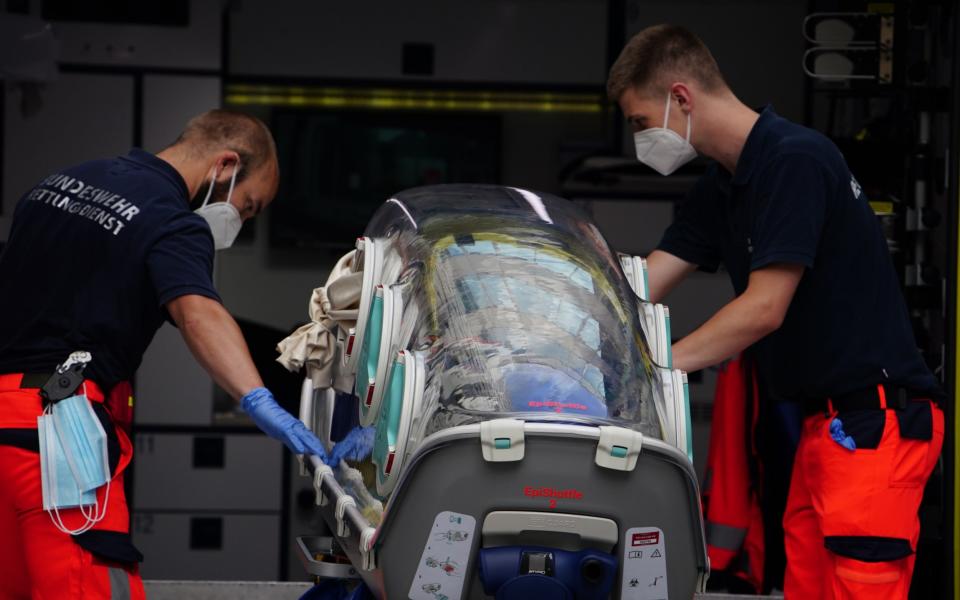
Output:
[142, 582, 782, 600]
[303, 422, 709, 599]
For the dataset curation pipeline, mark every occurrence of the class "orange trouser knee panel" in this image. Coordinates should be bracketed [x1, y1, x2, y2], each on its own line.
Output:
[783, 402, 943, 600]
[0, 386, 144, 600]
[829, 554, 913, 600]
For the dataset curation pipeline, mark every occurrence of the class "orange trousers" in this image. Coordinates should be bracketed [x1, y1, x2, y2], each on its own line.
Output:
[783, 397, 943, 599]
[0, 375, 144, 600]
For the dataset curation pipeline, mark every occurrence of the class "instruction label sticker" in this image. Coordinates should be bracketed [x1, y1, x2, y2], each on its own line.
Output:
[409, 510, 476, 600]
[621, 526, 668, 600]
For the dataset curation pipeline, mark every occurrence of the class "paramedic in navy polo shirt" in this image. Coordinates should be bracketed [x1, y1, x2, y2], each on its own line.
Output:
[0, 110, 326, 599]
[608, 26, 944, 599]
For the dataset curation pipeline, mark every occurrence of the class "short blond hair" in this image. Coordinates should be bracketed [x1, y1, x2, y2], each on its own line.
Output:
[607, 24, 727, 102]
[170, 109, 277, 184]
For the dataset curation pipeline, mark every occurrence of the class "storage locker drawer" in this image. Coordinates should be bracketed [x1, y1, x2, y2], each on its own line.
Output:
[133, 512, 281, 581]
[133, 433, 283, 511]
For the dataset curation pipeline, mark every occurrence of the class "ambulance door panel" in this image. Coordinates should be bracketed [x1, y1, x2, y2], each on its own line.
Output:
[3, 73, 133, 237]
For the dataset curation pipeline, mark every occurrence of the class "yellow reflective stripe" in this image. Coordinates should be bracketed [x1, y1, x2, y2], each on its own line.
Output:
[107, 567, 130, 600]
[835, 564, 900, 585]
[223, 85, 604, 114]
[705, 521, 747, 551]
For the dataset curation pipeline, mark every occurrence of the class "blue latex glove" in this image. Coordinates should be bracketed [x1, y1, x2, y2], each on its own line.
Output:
[241, 387, 327, 458]
[326, 426, 376, 466]
[829, 417, 856, 451]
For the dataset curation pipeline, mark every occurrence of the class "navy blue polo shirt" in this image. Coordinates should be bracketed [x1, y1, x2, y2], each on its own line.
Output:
[659, 107, 940, 400]
[0, 149, 220, 389]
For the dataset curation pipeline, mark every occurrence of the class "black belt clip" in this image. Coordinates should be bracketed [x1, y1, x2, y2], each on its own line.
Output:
[40, 351, 92, 407]
[890, 386, 909, 411]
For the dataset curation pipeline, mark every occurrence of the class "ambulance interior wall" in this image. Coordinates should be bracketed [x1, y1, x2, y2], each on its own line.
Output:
[1, 0, 808, 581]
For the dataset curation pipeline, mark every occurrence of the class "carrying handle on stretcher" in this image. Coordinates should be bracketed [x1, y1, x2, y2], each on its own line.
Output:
[297, 377, 314, 476]
[307, 454, 379, 572]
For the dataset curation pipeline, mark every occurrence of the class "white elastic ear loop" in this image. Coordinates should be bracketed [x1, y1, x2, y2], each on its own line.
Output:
[226, 162, 240, 203]
[49, 475, 110, 535]
[78, 477, 111, 526]
[664, 93, 693, 142]
[199, 167, 219, 209]
[662, 92, 672, 129]
[50, 480, 109, 536]
[663, 92, 693, 144]
[47, 435, 101, 535]
[48, 482, 110, 536]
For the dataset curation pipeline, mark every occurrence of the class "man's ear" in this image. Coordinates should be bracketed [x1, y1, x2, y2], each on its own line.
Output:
[670, 82, 694, 113]
[212, 151, 241, 184]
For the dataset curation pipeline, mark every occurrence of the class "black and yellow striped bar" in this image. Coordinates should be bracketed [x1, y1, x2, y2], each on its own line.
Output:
[224, 83, 605, 114]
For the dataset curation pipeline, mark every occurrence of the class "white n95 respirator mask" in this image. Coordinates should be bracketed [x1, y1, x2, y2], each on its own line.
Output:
[634, 93, 697, 176]
[195, 162, 242, 250]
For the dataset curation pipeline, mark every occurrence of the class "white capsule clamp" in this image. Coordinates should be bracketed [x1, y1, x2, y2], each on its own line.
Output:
[360, 526, 378, 571]
[335, 494, 357, 538]
[480, 418, 526, 462]
[595, 426, 644, 471]
[313, 463, 334, 507]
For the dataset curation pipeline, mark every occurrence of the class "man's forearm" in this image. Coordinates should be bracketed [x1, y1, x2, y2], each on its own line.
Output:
[168, 295, 263, 401]
[671, 292, 778, 373]
[645, 250, 697, 304]
[669, 264, 803, 372]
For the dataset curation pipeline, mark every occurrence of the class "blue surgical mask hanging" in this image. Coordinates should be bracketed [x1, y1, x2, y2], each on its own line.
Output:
[38, 413, 96, 510]
[38, 389, 111, 535]
[51, 393, 110, 491]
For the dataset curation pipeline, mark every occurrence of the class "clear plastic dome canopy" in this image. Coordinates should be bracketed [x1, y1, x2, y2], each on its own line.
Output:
[361, 184, 665, 452]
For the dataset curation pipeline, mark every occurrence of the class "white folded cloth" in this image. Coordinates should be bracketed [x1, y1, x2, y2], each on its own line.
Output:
[276, 250, 359, 388]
